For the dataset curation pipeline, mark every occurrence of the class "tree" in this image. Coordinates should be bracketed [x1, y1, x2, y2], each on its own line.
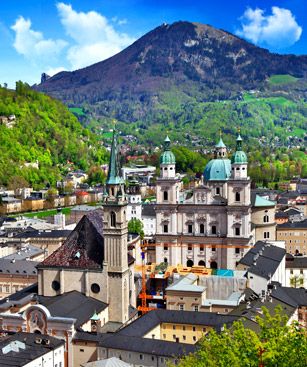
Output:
[174, 306, 307, 367]
[128, 218, 144, 237]
[7, 175, 29, 194]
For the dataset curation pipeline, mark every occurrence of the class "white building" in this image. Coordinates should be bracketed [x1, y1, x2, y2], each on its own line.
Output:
[237, 240, 286, 295]
[285, 255, 307, 288]
[155, 133, 252, 270]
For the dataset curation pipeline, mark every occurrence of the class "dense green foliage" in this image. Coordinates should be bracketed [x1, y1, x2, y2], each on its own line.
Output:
[174, 307, 307, 367]
[128, 218, 144, 237]
[0, 83, 108, 188]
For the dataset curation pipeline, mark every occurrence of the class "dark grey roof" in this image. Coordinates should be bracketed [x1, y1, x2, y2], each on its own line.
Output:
[239, 241, 286, 280]
[272, 286, 307, 307]
[117, 309, 240, 338]
[99, 334, 196, 358]
[277, 219, 307, 229]
[0, 259, 38, 275]
[275, 211, 289, 218]
[286, 257, 307, 269]
[229, 295, 295, 333]
[14, 230, 71, 239]
[277, 198, 289, 205]
[142, 204, 156, 217]
[38, 291, 108, 328]
[279, 191, 301, 198]
[0, 283, 38, 310]
[284, 208, 303, 216]
[3, 245, 44, 261]
[0, 332, 64, 367]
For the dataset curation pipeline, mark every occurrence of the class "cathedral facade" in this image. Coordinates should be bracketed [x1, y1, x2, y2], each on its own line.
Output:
[155, 133, 253, 270]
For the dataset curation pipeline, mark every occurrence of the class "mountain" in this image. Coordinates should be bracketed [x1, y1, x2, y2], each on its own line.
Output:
[34, 21, 307, 152]
[0, 83, 107, 188]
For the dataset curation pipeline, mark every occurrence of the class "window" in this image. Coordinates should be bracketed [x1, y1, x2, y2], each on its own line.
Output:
[235, 192, 240, 202]
[80, 349, 84, 352]
[235, 247, 240, 254]
[173, 325, 176, 330]
[193, 327, 196, 331]
[164, 245, 168, 251]
[193, 336, 197, 341]
[152, 334, 155, 339]
[91, 283, 100, 294]
[179, 304, 184, 311]
[182, 326, 186, 331]
[212, 246, 216, 252]
[199, 246, 204, 252]
[203, 328, 206, 332]
[163, 334, 166, 339]
[235, 227, 240, 236]
[199, 224, 205, 234]
[183, 335, 186, 340]
[212, 225, 217, 235]
[140, 354, 143, 360]
[300, 269, 304, 275]
[263, 215, 269, 223]
[163, 191, 168, 201]
[194, 305, 199, 312]
[264, 232, 270, 239]
[188, 245, 192, 251]
[216, 187, 220, 195]
[52, 280, 60, 291]
[173, 334, 176, 339]
[188, 224, 193, 234]
[163, 224, 168, 233]
[110, 211, 116, 227]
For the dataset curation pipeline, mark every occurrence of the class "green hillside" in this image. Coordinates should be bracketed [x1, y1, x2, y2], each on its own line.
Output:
[0, 82, 108, 188]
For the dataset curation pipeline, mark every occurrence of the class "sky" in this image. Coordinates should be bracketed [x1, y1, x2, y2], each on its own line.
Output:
[1, 0, 306, 88]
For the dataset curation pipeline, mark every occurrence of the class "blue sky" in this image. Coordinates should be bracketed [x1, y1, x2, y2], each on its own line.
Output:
[1, 0, 306, 88]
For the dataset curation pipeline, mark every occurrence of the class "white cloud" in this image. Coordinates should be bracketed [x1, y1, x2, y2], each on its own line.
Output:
[11, 16, 67, 62]
[46, 66, 67, 76]
[236, 6, 302, 48]
[56, 2, 134, 69]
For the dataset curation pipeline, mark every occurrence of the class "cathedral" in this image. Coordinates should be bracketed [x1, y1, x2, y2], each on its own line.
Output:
[155, 132, 253, 270]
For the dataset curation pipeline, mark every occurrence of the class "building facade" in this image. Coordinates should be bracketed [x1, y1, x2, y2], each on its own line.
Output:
[155, 133, 252, 270]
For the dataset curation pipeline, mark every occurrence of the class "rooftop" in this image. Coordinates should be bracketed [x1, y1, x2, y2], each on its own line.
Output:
[3, 245, 44, 261]
[166, 273, 205, 293]
[277, 219, 307, 229]
[0, 259, 38, 276]
[239, 241, 286, 280]
[38, 209, 104, 269]
[0, 332, 64, 367]
[38, 291, 108, 328]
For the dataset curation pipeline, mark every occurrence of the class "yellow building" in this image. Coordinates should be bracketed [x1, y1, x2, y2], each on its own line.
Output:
[277, 219, 307, 255]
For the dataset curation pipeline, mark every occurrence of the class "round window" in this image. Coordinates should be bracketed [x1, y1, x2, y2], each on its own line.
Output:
[52, 280, 60, 291]
[91, 283, 100, 294]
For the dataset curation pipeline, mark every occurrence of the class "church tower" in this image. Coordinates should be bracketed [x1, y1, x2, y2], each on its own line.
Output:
[103, 129, 130, 323]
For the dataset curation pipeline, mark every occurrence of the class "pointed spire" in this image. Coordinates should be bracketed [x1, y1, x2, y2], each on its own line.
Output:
[106, 127, 124, 185]
[236, 127, 243, 151]
[164, 135, 171, 150]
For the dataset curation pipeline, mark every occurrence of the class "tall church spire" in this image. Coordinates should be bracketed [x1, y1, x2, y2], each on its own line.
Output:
[107, 128, 124, 186]
[105, 128, 125, 203]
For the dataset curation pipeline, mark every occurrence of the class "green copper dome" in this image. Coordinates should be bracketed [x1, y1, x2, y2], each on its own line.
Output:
[216, 137, 226, 148]
[231, 150, 248, 164]
[231, 132, 248, 164]
[160, 136, 176, 165]
[203, 159, 231, 181]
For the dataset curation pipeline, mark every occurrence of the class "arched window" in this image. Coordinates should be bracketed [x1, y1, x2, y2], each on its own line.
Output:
[198, 260, 206, 266]
[187, 259, 194, 267]
[210, 261, 218, 269]
[199, 223, 205, 234]
[263, 215, 269, 223]
[235, 192, 240, 202]
[110, 211, 116, 227]
[163, 191, 168, 201]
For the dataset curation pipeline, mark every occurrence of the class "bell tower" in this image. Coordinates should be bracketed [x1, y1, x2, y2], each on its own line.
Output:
[103, 128, 129, 323]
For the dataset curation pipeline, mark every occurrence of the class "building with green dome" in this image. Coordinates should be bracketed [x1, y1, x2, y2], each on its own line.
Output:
[155, 132, 258, 271]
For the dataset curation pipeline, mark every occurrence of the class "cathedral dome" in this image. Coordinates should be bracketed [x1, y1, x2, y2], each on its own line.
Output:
[231, 150, 248, 164]
[203, 159, 231, 181]
[160, 136, 176, 164]
[160, 150, 176, 165]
